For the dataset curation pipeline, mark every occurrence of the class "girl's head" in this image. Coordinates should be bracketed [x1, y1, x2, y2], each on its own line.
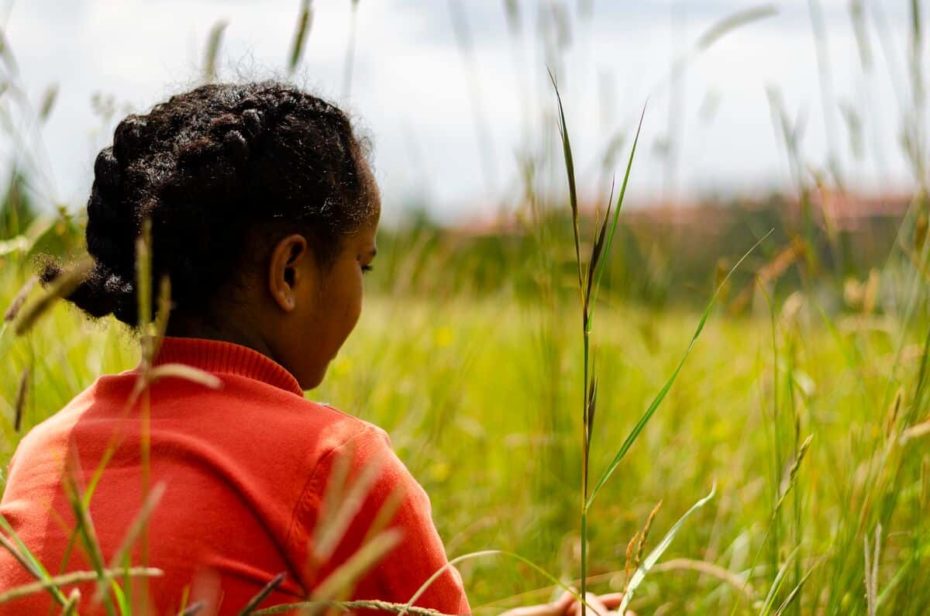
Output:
[47, 81, 380, 389]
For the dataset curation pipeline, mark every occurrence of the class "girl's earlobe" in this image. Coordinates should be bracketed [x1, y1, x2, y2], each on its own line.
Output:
[268, 234, 309, 312]
[279, 291, 295, 311]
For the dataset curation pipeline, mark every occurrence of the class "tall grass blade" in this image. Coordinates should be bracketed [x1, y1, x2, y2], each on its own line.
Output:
[696, 5, 778, 52]
[900, 420, 930, 443]
[12, 367, 28, 432]
[202, 20, 227, 83]
[361, 486, 405, 546]
[772, 434, 813, 517]
[3, 274, 36, 323]
[591, 106, 646, 311]
[864, 524, 882, 616]
[146, 364, 222, 390]
[587, 232, 772, 508]
[312, 454, 386, 564]
[584, 206, 610, 308]
[178, 601, 206, 615]
[288, 0, 313, 75]
[448, 0, 498, 195]
[151, 275, 172, 359]
[0, 520, 68, 605]
[60, 589, 80, 615]
[658, 5, 778, 94]
[93, 482, 166, 603]
[309, 529, 402, 610]
[548, 69, 583, 291]
[38, 84, 57, 123]
[12, 257, 93, 335]
[341, 0, 360, 100]
[617, 483, 716, 614]
[110, 580, 128, 615]
[807, 0, 842, 183]
[63, 472, 114, 615]
[136, 220, 153, 338]
[773, 565, 817, 616]
[912, 0, 922, 45]
[0, 28, 20, 76]
[311, 443, 352, 569]
[849, 0, 872, 70]
[503, 0, 520, 36]
[759, 547, 801, 616]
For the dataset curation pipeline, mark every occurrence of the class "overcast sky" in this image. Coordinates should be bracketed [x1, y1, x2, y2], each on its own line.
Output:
[2, 0, 922, 222]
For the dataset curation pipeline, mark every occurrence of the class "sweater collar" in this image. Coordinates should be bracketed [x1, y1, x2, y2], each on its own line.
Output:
[153, 337, 304, 397]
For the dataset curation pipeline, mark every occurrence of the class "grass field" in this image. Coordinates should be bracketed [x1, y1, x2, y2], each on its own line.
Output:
[2, 243, 929, 613]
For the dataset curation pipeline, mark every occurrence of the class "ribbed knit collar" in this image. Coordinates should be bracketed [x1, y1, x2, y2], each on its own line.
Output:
[153, 337, 304, 397]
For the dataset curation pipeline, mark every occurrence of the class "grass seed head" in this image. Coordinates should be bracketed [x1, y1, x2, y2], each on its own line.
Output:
[12, 258, 93, 336]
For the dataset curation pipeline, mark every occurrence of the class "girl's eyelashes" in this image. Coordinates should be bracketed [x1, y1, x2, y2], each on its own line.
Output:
[361, 264, 374, 274]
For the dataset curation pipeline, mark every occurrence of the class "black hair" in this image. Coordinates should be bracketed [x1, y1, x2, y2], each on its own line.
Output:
[43, 81, 376, 326]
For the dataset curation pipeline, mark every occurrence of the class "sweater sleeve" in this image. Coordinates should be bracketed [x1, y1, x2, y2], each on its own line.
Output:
[289, 424, 470, 615]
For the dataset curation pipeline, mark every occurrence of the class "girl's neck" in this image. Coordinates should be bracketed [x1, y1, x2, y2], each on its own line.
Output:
[165, 313, 275, 361]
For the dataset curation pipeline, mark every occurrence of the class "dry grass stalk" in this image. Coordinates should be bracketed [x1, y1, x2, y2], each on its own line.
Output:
[623, 500, 662, 590]
[0, 567, 162, 603]
[622, 534, 637, 586]
[255, 600, 448, 616]
[635, 501, 663, 570]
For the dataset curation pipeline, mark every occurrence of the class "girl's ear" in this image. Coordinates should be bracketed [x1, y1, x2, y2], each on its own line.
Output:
[268, 234, 313, 312]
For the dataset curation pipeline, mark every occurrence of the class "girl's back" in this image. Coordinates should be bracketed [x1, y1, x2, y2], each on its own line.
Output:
[0, 337, 468, 614]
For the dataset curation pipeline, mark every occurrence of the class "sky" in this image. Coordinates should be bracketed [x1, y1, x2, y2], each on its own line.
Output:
[1, 0, 923, 223]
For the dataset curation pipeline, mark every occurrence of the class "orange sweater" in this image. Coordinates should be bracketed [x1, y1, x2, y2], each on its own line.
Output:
[0, 337, 469, 615]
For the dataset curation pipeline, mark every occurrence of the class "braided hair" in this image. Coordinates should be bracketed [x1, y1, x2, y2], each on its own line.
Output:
[44, 81, 376, 326]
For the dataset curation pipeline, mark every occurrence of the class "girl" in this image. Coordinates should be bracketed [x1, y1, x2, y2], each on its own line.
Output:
[0, 82, 604, 615]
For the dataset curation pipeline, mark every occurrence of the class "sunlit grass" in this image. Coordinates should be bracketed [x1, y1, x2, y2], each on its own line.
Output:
[1, 245, 929, 613]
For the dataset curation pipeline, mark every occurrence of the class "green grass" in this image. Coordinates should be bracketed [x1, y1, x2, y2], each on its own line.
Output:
[3, 252, 928, 612]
